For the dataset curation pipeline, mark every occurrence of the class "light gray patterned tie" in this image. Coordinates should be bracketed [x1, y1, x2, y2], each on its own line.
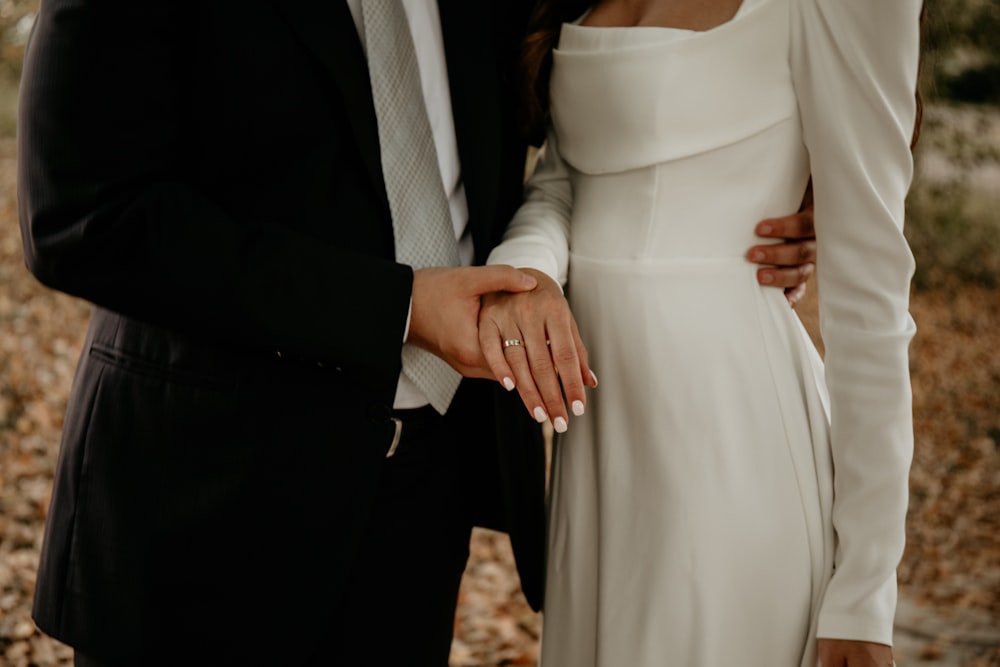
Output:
[362, 0, 462, 414]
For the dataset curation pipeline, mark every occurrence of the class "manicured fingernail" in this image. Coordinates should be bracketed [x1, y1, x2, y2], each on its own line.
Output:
[533, 406, 547, 423]
[759, 223, 772, 235]
[553, 417, 568, 433]
[760, 272, 774, 284]
[752, 250, 766, 262]
[589, 370, 599, 387]
[572, 400, 585, 416]
[503, 377, 515, 391]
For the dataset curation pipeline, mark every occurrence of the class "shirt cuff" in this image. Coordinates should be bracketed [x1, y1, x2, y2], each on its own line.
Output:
[403, 297, 412, 343]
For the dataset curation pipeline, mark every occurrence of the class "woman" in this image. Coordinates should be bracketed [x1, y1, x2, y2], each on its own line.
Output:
[480, 0, 922, 664]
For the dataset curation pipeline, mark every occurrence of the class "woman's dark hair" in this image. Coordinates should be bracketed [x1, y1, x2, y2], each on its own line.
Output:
[911, 4, 925, 150]
[520, 0, 592, 141]
[520, 1, 925, 150]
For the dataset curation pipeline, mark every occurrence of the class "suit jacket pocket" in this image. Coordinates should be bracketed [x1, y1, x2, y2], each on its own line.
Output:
[88, 341, 238, 392]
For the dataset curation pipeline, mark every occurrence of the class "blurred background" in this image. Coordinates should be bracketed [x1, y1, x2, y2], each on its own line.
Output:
[0, 0, 997, 665]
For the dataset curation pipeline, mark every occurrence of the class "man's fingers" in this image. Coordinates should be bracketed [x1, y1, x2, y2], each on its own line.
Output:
[467, 265, 537, 295]
[785, 283, 807, 308]
[817, 638, 893, 667]
[757, 262, 815, 289]
[755, 209, 815, 241]
[748, 239, 817, 267]
[751, 206, 816, 297]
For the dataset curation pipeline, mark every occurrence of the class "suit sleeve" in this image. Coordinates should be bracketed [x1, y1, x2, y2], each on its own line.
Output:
[17, 1, 412, 374]
[790, 0, 921, 645]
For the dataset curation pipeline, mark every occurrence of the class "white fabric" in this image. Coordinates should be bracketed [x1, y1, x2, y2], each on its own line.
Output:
[487, 0, 919, 663]
[346, 0, 472, 409]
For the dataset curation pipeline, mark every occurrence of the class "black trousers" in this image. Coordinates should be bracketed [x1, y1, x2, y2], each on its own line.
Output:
[322, 406, 474, 666]
[76, 407, 474, 667]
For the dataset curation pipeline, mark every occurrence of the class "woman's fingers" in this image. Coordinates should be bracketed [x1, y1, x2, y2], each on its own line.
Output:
[480, 295, 548, 422]
[478, 269, 596, 432]
[521, 328, 569, 431]
[572, 315, 598, 389]
[478, 313, 517, 392]
[501, 328, 553, 427]
[546, 315, 589, 422]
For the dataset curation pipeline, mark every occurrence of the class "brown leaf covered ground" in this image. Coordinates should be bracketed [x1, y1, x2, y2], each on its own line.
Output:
[1, 117, 999, 667]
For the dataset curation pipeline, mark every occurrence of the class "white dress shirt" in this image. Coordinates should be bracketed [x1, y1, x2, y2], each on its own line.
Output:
[346, 0, 472, 408]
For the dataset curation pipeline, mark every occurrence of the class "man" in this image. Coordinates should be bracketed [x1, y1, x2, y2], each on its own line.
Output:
[17, 1, 816, 665]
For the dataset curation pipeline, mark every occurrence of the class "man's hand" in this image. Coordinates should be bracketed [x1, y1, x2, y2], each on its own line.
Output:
[407, 266, 537, 379]
[479, 268, 596, 433]
[747, 181, 817, 307]
[818, 638, 895, 666]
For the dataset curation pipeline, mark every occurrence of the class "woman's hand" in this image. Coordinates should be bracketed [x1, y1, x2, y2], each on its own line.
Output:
[478, 268, 596, 432]
[818, 638, 895, 666]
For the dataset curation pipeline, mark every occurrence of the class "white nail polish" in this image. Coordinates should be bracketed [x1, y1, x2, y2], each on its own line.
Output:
[553, 417, 568, 433]
[533, 407, 548, 423]
[503, 377, 515, 391]
[572, 400, 585, 416]
[589, 370, 599, 387]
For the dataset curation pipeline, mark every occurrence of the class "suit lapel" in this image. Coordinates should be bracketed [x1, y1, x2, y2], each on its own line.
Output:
[272, 0, 506, 244]
[270, 0, 387, 208]
[437, 0, 503, 262]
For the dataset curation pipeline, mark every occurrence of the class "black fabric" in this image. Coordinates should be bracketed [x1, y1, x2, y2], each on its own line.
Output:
[326, 410, 474, 666]
[19, 0, 545, 663]
[388, 405, 446, 456]
[74, 652, 116, 667]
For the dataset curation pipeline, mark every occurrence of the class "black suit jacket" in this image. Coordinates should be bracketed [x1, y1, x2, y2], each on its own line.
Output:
[18, 0, 543, 661]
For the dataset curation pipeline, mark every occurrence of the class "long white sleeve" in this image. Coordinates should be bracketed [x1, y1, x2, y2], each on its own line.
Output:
[790, 0, 921, 645]
[486, 130, 573, 286]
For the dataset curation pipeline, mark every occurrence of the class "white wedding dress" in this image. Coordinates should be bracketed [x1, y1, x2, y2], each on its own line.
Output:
[487, 0, 921, 665]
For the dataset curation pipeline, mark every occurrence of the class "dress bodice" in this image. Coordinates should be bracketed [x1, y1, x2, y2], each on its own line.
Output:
[551, 0, 797, 175]
[543, 0, 810, 264]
